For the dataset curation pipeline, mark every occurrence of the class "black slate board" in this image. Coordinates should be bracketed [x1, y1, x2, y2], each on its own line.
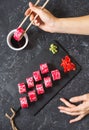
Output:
[5, 41, 81, 116]
[25, 41, 81, 115]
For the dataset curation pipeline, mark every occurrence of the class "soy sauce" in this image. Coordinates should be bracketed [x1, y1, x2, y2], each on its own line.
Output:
[11, 35, 26, 48]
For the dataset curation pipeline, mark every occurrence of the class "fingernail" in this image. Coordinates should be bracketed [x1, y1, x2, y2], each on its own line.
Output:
[60, 98, 63, 101]
[58, 107, 61, 109]
[69, 121, 72, 124]
[70, 99, 73, 102]
[29, 2, 33, 7]
[60, 98, 64, 100]
[60, 110, 63, 113]
[29, 2, 31, 5]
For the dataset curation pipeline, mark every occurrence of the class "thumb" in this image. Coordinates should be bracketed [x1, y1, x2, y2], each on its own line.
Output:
[69, 95, 86, 103]
[29, 2, 43, 16]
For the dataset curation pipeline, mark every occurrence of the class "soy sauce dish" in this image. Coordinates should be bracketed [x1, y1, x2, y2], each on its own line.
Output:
[7, 29, 28, 51]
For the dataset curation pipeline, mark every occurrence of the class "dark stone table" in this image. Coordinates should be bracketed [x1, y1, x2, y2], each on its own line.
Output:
[0, 0, 89, 130]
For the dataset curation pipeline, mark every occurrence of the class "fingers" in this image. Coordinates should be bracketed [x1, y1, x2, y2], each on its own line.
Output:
[29, 2, 33, 8]
[60, 110, 80, 116]
[25, 8, 30, 16]
[25, 2, 42, 16]
[58, 106, 79, 112]
[59, 97, 87, 112]
[30, 13, 35, 21]
[33, 20, 40, 26]
[25, 2, 41, 26]
[25, 2, 33, 16]
[30, 14, 41, 26]
[58, 98, 77, 112]
[59, 96, 89, 123]
[69, 95, 87, 103]
[60, 98, 75, 108]
[69, 115, 84, 123]
[29, 2, 43, 16]
[58, 103, 85, 112]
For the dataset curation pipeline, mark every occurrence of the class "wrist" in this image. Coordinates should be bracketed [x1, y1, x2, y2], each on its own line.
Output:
[48, 17, 61, 33]
[54, 18, 65, 33]
[49, 18, 64, 33]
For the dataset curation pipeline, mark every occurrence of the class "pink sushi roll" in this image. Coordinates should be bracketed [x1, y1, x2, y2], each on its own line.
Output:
[51, 69, 61, 81]
[19, 97, 28, 108]
[40, 63, 49, 74]
[28, 90, 37, 102]
[44, 76, 52, 88]
[33, 71, 42, 82]
[26, 77, 34, 88]
[13, 27, 25, 41]
[18, 82, 26, 94]
[36, 83, 45, 95]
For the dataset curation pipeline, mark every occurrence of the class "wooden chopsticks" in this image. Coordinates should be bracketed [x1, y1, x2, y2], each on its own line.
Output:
[19, 0, 50, 39]
[19, 0, 41, 28]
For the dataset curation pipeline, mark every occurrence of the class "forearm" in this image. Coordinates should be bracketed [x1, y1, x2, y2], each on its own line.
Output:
[55, 15, 89, 35]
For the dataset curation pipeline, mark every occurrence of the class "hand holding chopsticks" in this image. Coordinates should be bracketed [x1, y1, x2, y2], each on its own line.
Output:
[25, 0, 50, 33]
[16, 0, 50, 41]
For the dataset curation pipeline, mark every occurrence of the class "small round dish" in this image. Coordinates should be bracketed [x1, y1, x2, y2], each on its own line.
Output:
[7, 29, 28, 51]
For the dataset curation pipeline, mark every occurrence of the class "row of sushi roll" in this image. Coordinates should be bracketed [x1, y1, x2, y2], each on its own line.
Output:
[18, 63, 61, 108]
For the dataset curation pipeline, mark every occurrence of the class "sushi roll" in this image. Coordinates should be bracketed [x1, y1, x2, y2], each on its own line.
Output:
[28, 90, 37, 102]
[18, 82, 26, 94]
[26, 77, 34, 88]
[19, 97, 28, 108]
[36, 83, 45, 95]
[33, 71, 42, 82]
[51, 69, 61, 81]
[13, 27, 24, 41]
[44, 76, 52, 88]
[40, 63, 49, 74]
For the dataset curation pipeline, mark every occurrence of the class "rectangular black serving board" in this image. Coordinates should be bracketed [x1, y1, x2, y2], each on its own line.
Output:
[20, 41, 81, 115]
[5, 41, 81, 116]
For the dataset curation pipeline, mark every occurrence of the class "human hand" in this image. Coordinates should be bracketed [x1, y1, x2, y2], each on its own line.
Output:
[58, 93, 89, 123]
[25, 2, 57, 33]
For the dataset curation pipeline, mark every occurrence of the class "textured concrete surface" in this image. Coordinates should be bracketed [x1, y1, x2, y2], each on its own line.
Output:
[0, 0, 89, 130]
